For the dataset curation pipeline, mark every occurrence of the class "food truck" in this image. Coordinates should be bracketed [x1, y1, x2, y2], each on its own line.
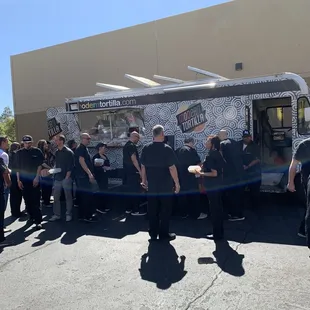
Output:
[46, 66, 310, 193]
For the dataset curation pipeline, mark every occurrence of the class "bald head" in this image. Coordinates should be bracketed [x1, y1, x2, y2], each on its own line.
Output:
[130, 131, 140, 144]
[80, 133, 91, 146]
[218, 129, 228, 141]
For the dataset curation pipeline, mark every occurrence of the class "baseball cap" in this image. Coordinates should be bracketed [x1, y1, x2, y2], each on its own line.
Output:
[22, 135, 33, 142]
[95, 142, 107, 150]
[242, 130, 251, 137]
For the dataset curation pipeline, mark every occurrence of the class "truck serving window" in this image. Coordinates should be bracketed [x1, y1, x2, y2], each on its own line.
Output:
[78, 108, 145, 144]
[297, 97, 310, 135]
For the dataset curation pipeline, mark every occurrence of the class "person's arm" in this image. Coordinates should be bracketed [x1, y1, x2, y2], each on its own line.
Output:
[166, 147, 180, 193]
[245, 144, 260, 169]
[65, 151, 74, 179]
[131, 153, 142, 176]
[287, 143, 304, 192]
[79, 157, 94, 178]
[3, 169, 11, 188]
[198, 153, 218, 178]
[140, 147, 148, 188]
[199, 169, 217, 177]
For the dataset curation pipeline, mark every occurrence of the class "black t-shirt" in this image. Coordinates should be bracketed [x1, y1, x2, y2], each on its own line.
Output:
[220, 138, 243, 180]
[202, 149, 225, 192]
[241, 140, 261, 176]
[175, 145, 201, 182]
[93, 153, 110, 183]
[16, 147, 44, 180]
[294, 138, 310, 185]
[141, 142, 177, 193]
[74, 144, 93, 178]
[123, 141, 140, 175]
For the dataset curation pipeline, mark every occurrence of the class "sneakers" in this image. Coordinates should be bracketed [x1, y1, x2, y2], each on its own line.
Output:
[159, 233, 176, 241]
[84, 216, 99, 223]
[35, 224, 43, 231]
[206, 234, 223, 241]
[66, 215, 72, 222]
[3, 228, 11, 233]
[49, 215, 61, 222]
[0, 238, 13, 247]
[125, 210, 132, 214]
[96, 209, 107, 215]
[197, 213, 208, 220]
[228, 215, 245, 222]
[131, 211, 147, 216]
[298, 232, 306, 238]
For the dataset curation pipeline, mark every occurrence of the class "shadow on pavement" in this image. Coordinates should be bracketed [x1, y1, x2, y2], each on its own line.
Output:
[198, 240, 245, 277]
[139, 242, 187, 289]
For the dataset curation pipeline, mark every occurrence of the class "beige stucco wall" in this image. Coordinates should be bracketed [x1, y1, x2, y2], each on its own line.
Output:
[11, 0, 310, 142]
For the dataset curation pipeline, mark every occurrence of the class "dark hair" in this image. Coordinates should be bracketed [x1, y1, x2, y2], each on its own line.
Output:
[95, 142, 107, 150]
[37, 139, 47, 153]
[58, 135, 65, 143]
[9, 142, 20, 153]
[67, 139, 76, 149]
[207, 135, 221, 151]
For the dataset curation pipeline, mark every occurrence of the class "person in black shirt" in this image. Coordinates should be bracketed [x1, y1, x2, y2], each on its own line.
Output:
[287, 138, 310, 246]
[240, 130, 261, 208]
[219, 129, 245, 221]
[8, 142, 24, 218]
[93, 143, 112, 214]
[16, 135, 44, 230]
[49, 135, 74, 222]
[123, 132, 146, 216]
[141, 125, 180, 242]
[196, 135, 226, 241]
[175, 137, 201, 218]
[74, 133, 98, 222]
[0, 158, 12, 246]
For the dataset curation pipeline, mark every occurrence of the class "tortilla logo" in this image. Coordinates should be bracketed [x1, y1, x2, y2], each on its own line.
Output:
[176, 103, 207, 133]
[47, 117, 62, 139]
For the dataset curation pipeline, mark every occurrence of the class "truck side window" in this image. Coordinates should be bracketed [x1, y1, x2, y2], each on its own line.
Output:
[297, 97, 310, 135]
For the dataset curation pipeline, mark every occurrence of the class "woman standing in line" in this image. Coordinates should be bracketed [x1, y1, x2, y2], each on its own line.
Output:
[93, 143, 112, 214]
[196, 135, 226, 241]
[37, 140, 55, 208]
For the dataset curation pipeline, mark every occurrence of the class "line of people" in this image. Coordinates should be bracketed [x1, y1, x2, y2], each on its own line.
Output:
[0, 125, 262, 246]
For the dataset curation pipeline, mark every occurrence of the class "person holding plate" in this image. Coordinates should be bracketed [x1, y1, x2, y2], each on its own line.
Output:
[195, 135, 226, 241]
[93, 143, 112, 214]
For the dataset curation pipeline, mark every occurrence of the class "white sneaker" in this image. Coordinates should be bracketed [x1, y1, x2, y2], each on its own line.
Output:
[197, 213, 208, 220]
[49, 215, 61, 222]
[66, 215, 72, 222]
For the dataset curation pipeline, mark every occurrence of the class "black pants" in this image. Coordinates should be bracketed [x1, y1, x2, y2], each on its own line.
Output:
[301, 179, 310, 247]
[76, 177, 95, 219]
[124, 173, 141, 212]
[95, 179, 110, 211]
[22, 180, 42, 224]
[41, 177, 53, 205]
[148, 195, 173, 238]
[223, 179, 244, 217]
[0, 191, 5, 241]
[178, 178, 200, 217]
[10, 174, 23, 217]
[208, 191, 224, 239]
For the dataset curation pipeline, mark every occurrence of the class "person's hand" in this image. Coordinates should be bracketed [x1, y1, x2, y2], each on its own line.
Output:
[195, 168, 202, 177]
[33, 176, 39, 187]
[174, 183, 180, 194]
[18, 180, 23, 190]
[89, 174, 96, 184]
[141, 181, 148, 190]
[287, 182, 296, 192]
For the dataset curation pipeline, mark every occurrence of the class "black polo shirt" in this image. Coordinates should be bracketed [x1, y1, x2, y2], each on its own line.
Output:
[74, 144, 93, 178]
[16, 147, 44, 180]
[241, 140, 261, 176]
[140, 142, 177, 194]
[123, 141, 140, 175]
[294, 138, 310, 185]
[54, 146, 74, 181]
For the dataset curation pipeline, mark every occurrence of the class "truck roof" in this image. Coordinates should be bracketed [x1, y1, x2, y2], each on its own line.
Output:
[65, 71, 309, 106]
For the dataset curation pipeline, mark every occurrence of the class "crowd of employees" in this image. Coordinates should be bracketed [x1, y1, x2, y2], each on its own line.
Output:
[0, 123, 308, 249]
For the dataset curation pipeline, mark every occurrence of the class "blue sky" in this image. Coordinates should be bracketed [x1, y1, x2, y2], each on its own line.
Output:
[0, 0, 225, 112]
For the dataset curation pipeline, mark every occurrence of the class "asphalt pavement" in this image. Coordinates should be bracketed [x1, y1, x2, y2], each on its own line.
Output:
[0, 194, 310, 310]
